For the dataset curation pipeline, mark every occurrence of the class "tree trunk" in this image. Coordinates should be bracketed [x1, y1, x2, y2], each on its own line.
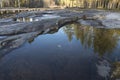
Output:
[18, 0, 21, 8]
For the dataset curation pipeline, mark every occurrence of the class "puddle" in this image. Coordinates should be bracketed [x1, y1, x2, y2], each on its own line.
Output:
[0, 23, 120, 80]
[16, 14, 60, 22]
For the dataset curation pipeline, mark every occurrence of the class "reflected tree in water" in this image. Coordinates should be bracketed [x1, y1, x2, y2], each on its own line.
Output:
[63, 25, 73, 42]
[63, 23, 120, 56]
[93, 28, 119, 56]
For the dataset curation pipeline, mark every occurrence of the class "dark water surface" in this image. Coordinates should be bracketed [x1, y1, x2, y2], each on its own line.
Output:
[0, 23, 120, 80]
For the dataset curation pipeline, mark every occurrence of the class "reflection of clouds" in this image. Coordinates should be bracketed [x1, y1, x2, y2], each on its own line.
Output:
[96, 59, 111, 79]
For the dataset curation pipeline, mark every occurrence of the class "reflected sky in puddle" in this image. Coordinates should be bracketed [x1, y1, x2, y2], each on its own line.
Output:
[16, 14, 60, 22]
[0, 23, 120, 80]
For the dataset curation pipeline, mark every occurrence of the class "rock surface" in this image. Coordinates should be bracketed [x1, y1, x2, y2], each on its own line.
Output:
[0, 9, 120, 52]
[0, 9, 120, 36]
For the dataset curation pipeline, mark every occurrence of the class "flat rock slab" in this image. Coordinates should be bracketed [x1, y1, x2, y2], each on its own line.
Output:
[0, 9, 120, 36]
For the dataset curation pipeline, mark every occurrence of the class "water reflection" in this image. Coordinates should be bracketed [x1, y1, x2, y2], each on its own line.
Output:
[0, 27, 59, 58]
[0, 23, 120, 80]
[63, 23, 120, 56]
[16, 14, 60, 22]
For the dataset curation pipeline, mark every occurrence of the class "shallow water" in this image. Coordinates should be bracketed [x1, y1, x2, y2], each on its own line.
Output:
[0, 23, 120, 80]
[16, 14, 60, 22]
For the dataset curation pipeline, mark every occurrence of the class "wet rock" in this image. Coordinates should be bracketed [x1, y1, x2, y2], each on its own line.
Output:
[82, 15, 87, 20]
[0, 32, 38, 48]
[78, 19, 103, 27]
[57, 17, 79, 27]
[0, 32, 39, 58]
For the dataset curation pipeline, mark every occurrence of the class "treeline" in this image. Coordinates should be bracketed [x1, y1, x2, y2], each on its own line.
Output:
[0, 0, 56, 8]
[0, 0, 120, 9]
[59, 0, 120, 9]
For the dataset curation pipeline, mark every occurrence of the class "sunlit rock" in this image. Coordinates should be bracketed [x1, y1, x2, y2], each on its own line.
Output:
[0, 9, 120, 36]
[101, 20, 120, 28]
[106, 13, 120, 20]
[99, 13, 120, 28]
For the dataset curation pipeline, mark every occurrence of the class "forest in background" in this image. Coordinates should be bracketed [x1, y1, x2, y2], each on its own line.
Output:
[0, 0, 120, 9]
